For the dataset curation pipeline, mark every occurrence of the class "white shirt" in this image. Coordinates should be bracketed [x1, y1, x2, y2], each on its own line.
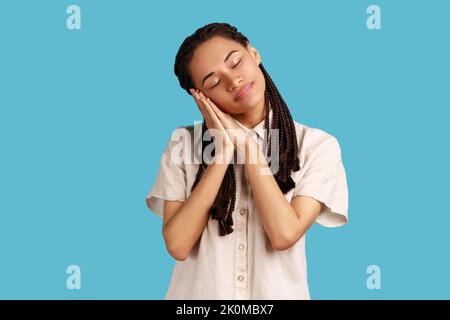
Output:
[145, 109, 349, 299]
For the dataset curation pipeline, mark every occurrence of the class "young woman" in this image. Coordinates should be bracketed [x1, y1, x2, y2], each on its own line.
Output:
[146, 22, 349, 300]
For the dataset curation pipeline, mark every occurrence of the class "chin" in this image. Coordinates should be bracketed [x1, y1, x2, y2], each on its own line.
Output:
[230, 103, 256, 115]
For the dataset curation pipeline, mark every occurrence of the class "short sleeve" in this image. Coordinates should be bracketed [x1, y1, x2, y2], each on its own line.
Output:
[145, 128, 188, 218]
[292, 132, 349, 227]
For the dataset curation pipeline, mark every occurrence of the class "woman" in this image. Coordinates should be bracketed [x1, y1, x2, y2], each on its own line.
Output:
[146, 22, 349, 299]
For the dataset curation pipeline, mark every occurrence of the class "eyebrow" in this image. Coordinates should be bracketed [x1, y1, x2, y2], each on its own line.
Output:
[201, 50, 239, 87]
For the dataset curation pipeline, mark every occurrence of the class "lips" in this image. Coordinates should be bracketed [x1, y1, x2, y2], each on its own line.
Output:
[235, 82, 253, 101]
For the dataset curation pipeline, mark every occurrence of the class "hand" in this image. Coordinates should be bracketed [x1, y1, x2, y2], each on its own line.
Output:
[193, 91, 251, 151]
[190, 88, 234, 164]
[195, 92, 266, 165]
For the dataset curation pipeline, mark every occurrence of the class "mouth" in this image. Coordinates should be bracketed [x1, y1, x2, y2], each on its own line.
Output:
[235, 82, 253, 102]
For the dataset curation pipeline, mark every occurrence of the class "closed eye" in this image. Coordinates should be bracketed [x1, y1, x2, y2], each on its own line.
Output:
[210, 60, 242, 89]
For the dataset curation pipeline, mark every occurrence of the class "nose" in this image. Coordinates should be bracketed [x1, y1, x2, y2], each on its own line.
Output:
[229, 77, 244, 91]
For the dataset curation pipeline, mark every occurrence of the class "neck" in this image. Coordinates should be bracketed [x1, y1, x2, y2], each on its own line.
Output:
[233, 96, 267, 129]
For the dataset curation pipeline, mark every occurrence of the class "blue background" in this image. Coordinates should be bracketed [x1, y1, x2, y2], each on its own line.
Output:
[0, 0, 449, 299]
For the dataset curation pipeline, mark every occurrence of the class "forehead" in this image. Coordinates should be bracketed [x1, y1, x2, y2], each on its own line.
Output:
[193, 37, 241, 60]
[189, 37, 244, 78]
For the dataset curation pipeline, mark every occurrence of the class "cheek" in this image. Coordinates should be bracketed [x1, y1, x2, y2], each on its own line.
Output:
[243, 66, 263, 97]
[244, 62, 263, 86]
[243, 63, 257, 78]
[254, 68, 266, 93]
[218, 101, 234, 113]
[209, 63, 264, 111]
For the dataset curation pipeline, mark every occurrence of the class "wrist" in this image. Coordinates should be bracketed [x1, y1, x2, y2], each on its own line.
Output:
[214, 145, 234, 165]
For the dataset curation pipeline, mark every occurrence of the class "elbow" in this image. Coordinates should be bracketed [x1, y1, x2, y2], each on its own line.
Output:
[168, 247, 189, 261]
[165, 241, 189, 261]
[271, 239, 294, 251]
[270, 217, 307, 251]
[163, 228, 190, 261]
[270, 232, 300, 251]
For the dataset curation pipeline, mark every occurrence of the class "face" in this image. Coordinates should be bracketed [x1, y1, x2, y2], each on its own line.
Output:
[188, 36, 266, 115]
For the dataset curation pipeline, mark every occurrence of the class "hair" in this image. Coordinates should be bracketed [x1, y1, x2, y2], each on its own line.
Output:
[174, 22, 301, 236]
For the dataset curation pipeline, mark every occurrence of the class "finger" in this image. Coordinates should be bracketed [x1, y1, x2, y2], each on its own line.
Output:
[202, 99, 229, 136]
[205, 97, 226, 121]
[201, 97, 222, 127]
[204, 97, 236, 131]
[197, 91, 224, 119]
[195, 91, 215, 119]
[191, 89, 211, 123]
[203, 98, 230, 127]
[202, 99, 220, 123]
[202, 102, 230, 143]
[197, 92, 219, 122]
[195, 90, 229, 135]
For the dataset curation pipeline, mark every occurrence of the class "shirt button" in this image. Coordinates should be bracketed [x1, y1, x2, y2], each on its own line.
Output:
[239, 208, 247, 215]
[244, 178, 250, 185]
[239, 244, 245, 250]
[238, 275, 244, 282]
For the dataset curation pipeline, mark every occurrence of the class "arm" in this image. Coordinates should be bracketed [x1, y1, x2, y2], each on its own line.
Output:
[194, 93, 322, 251]
[163, 153, 232, 261]
[163, 88, 235, 261]
[243, 139, 322, 250]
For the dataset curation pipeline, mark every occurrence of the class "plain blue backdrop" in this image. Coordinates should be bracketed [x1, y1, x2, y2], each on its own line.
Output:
[0, 0, 449, 299]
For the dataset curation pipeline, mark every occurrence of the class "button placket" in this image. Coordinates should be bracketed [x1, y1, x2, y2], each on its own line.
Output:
[243, 167, 251, 188]
[234, 165, 248, 299]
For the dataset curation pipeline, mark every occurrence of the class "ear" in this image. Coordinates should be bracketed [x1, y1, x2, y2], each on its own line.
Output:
[246, 43, 261, 65]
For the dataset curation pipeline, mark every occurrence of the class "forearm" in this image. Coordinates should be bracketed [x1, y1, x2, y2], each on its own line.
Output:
[164, 151, 233, 259]
[242, 140, 299, 249]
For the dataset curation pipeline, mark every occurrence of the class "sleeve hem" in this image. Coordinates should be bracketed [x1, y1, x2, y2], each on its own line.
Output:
[145, 193, 187, 218]
[292, 192, 348, 228]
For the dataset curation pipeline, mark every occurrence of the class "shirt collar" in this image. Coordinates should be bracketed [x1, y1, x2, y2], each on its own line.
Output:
[234, 108, 273, 140]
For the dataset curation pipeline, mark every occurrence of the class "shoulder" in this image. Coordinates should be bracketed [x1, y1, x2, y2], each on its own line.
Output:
[162, 124, 203, 164]
[171, 123, 202, 138]
[171, 124, 202, 149]
[293, 120, 342, 161]
[166, 124, 198, 146]
[170, 124, 195, 137]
